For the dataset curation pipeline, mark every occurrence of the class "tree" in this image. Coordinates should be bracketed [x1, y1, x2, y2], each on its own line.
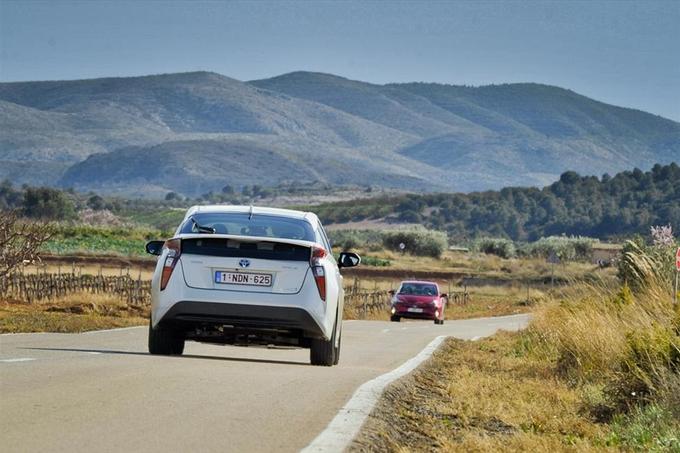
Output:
[222, 185, 234, 194]
[0, 211, 54, 278]
[87, 195, 106, 210]
[23, 187, 76, 220]
[0, 180, 21, 210]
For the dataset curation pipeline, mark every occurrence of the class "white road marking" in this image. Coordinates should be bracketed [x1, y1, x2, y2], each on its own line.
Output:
[1, 326, 146, 337]
[0, 358, 36, 363]
[0, 331, 51, 336]
[83, 326, 145, 334]
[381, 329, 390, 334]
[302, 335, 447, 453]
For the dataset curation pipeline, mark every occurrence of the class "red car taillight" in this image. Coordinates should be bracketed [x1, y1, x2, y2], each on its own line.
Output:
[310, 246, 327, 301]
[160, 239, 181, 291]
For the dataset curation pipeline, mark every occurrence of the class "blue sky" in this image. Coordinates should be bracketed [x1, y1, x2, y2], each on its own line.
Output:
[1, 0, 679, 120]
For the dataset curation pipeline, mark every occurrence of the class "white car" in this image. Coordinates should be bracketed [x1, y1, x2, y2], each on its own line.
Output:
[145, 205, 360, 366]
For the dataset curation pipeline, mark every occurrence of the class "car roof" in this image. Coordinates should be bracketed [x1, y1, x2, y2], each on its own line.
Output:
[184, 205, 318, 223]
[400, 280, 439, 286]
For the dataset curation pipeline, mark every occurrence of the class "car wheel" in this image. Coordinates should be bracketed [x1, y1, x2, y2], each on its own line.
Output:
[310, 317, 337, 366]
[390, 315, 401, 322]
[148, 319, 185, 355]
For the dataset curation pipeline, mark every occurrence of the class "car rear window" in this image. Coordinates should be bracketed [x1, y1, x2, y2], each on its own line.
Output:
[398, 283, 438, 296]
[179, 213, 315, 242]
[182, 238, 311, 261]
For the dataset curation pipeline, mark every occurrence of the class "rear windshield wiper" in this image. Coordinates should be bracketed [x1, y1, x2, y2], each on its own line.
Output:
[190, 217, 216, 234]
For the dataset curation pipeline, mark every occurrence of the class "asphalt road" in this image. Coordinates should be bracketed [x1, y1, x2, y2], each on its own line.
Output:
[1, 314, 529, 453]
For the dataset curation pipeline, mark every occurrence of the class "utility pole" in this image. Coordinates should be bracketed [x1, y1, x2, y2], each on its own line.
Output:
[674, 247, 679, 305]
[548, 252, 559, 290]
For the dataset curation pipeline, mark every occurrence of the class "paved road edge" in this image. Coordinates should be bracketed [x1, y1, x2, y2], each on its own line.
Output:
[301, 335, 448, 453]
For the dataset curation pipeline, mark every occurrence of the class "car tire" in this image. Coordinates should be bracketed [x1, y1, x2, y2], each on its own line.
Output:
[390, 315, 401, 322]
[310, 317, 337, 366]
[148, 319, 185, 355]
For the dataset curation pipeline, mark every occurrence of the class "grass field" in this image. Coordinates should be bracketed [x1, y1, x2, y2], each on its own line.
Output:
[43, 225, 165, 257]
[353, 275, 680, 452]
[121, 208, 185, 232]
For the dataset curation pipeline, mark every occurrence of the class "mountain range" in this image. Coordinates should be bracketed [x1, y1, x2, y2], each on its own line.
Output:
[0, 71, 678, 197]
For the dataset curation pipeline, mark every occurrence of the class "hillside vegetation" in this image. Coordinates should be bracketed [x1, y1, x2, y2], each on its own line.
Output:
[1, 71, 678, 195]
[311, 163, 680, 241]
[355, 234, 680, 451]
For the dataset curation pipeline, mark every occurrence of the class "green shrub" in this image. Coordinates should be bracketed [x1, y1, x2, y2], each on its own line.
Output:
[360, 256, 391, 267]
[382, 228, 448, 258]
[611, 283, 634, 306]
[23, 187, 76, 220]
[606, 404, 680, 451]
[520, 236, 596, 261]
[471, 237, 516, 258]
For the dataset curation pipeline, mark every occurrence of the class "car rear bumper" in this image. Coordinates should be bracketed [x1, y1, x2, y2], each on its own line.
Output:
[157, 301, 325, 338]
[151, 261, 335, 340]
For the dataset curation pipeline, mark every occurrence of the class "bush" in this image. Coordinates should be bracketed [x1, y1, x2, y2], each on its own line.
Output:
[0, 211, 54, 277]
[520, 236, 596, 261]
[606, 404, 680, 451]
[528, 236, 680, 432]
[358, 256, 391, 267]
[618, 233, 678, 292]
[382, 228, 448, 258]
[23, 187, 76, 220]
[471, 237, 516, 258]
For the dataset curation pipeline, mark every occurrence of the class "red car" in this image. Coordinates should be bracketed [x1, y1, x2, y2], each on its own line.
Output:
[389, 280, 447, 324]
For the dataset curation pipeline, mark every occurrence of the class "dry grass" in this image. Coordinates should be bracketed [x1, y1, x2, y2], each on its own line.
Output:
[445, 285, 546, 320]
[0, 292, 148, 333]
[353, 333, 608, 452]
[21, 262, 154, 279]
[354, 271, 680, 451]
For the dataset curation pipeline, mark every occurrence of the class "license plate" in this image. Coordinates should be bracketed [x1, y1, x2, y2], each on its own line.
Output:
[407, 307, 424, 313]
[215, 271, 272, 287]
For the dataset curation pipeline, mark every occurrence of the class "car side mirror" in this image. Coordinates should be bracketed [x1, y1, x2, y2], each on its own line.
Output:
[338, 252, 361, 268]
[388, 289, 395, 296]
[145, 240, 165, 256]
[440, 293, 448, 298]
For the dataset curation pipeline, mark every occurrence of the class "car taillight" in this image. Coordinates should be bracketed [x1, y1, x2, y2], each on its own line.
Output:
[310, 246, 327, 301]
[160, 239, 181, 291]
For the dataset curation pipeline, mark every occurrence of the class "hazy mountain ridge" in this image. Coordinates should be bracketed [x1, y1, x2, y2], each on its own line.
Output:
[252, 72, 680, 180]
[1, 70, 678, 196]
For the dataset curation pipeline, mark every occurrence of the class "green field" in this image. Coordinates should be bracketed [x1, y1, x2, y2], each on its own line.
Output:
[43, 225, 165, 257]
